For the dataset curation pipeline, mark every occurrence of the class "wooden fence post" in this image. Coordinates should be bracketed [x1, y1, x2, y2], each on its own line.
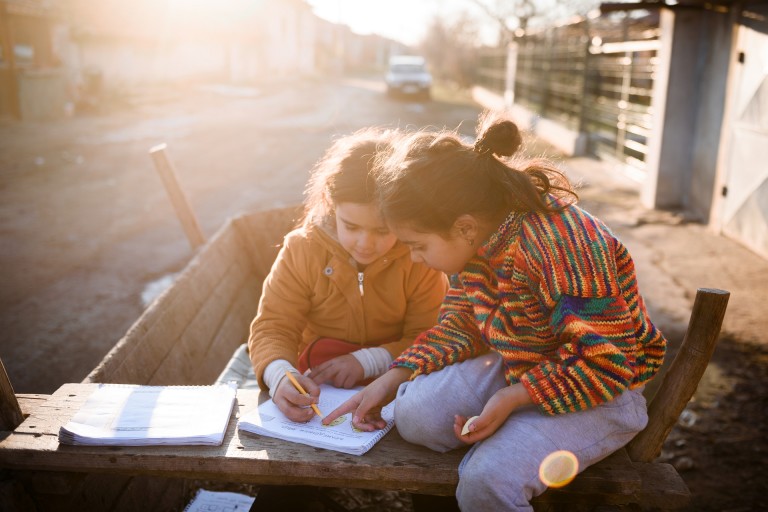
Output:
[0, 358, 24, 431]
[626, 288, 730, 462]
[149, 143, 206, 251]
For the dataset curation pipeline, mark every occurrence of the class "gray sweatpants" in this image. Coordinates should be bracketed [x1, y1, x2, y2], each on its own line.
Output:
[395, 352, 648, 512]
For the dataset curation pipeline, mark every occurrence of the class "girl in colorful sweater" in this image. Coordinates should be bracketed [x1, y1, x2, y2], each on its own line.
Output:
[248, 128, 447, 423]
[323, 113, 666, 511]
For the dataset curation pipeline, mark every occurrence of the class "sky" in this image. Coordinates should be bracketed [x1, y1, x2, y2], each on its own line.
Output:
[305, 0, 483, 46]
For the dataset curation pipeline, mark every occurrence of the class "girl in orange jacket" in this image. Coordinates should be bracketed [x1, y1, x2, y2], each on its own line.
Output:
[248, 127, 447, 422]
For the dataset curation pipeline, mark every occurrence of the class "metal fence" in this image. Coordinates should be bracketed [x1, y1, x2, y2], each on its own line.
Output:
[479, 13, 660, 172]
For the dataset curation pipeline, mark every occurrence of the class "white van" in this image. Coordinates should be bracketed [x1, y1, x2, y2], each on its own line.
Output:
[385, 56, 432, 99]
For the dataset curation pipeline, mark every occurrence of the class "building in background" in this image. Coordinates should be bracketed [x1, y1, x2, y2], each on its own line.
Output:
[474, 1, 768, 259]
[0, 0, 402, 120]
[0, 0, 68, 120]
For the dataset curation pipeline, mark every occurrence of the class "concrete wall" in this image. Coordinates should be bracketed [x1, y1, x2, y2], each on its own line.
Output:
[642, 8, 734, 221]
[70, 2, 319, 91]
[689, 11, 732, 222]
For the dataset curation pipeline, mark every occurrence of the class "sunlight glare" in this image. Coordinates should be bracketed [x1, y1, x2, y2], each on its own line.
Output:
[538, 450, 579, 488]
[307, 0, 462, 46]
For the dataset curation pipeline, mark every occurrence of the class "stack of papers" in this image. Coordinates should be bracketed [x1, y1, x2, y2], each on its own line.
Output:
[183, 489, 255, 512]
[238, 384, 394, 456]
[59, 383, 237, 446]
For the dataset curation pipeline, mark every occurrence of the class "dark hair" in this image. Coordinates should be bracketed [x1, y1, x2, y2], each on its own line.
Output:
[302, 127, 396, 228]
[376, 111, 578, 235]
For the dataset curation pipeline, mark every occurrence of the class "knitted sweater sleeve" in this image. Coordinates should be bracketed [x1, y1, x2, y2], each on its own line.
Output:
[516, 211, 652, 415]
[391, 274, 488, 377]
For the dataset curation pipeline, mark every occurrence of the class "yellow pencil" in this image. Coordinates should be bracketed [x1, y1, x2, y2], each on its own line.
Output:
[284, 370, 323, 418]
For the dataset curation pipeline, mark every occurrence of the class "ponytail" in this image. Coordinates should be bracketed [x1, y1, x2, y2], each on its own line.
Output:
[377, 111, 578, 234]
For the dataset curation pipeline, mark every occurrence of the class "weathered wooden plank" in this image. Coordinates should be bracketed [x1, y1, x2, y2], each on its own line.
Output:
[16, 394, 50, 417]
[0, 477, 37, 512]
[1, 383, 692, 507]
[233, 207, 300, 278]
[627, 288, 730, 462]
[110, 475, 187, 512]
[632, 460, 690, 509]
[201, 282, 262, 383]
[532, 450, 639, 506]
[12, 470, 130, 512]
[93, 223, 240, 382]
[11, 470, 189, 512]
[152, 477, 191, 512]
[86, 208, 295, 387]
[86, 220, 246, 385]
[0, 358, 23, 431]
[61, 472, 133, 512]
[130, 224, 246, 383]
[0, 384, 465, 496]
[148, 255, 255, 385]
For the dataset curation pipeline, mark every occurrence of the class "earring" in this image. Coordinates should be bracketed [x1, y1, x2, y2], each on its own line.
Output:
[467, 238, 475, 246]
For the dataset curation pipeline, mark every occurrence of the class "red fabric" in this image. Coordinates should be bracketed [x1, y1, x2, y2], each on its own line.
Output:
[297, 338, 362, 375]
[298, 337, 398, 385]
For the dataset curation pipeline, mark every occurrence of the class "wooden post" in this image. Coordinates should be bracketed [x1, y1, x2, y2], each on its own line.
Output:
[626, 288, 730, 462]
[0, 358, 24, 431]
[0, 2, 22, 119]
[149, 143, 206, 251]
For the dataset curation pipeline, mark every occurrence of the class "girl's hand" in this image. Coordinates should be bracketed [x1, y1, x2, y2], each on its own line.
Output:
[272, 372, 321, 423]
[308, 354, 365, 388]
[453, 383, 532, 444]
[322, 367, 412, 431]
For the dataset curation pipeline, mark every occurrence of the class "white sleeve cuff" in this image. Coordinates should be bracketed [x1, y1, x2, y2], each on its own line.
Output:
[264, 359, 300, 398]
[351, 347, 394, 380]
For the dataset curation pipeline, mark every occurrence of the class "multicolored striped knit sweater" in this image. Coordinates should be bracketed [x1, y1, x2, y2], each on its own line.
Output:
[391, 203, 667, 415]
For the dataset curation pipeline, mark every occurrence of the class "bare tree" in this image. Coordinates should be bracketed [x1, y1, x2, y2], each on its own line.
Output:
[468, 0, 534, 40]
[467, 0, 600, 44]
[417, 1, 601, 86]
[418, 13, 481, 88]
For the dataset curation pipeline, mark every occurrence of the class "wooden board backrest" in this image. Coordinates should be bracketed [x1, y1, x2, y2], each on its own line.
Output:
[627, 288, 729, 462]
[84, 207, 299, 386]
[84, 217, 251, 385]
[233, 206, 302, 277]
[0, 358, 24, 430]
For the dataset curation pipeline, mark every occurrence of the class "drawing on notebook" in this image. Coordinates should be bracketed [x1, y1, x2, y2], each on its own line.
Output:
[238, 384, 394, 456]
[323, 416, 345, 427]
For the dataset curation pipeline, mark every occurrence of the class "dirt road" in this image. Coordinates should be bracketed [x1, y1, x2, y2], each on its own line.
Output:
[0, 77, 482, 394]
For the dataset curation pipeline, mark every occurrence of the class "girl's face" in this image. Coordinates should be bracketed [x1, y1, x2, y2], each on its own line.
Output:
[335, 202, 398, 267]
[393, 224, 476, 275]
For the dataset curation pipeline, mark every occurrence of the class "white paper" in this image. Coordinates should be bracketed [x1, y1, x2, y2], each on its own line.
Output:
[183, 489, 255, 512]
[59, 383, 237, 446]
[237, 384, 394, 456]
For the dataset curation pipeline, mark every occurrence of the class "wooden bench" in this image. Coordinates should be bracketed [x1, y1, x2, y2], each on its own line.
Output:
[0, 202, 730, 511]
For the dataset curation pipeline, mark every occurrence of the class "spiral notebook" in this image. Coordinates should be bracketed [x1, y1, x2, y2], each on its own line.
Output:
[237, 384, 394, 456]
[59, 383, 237, 446]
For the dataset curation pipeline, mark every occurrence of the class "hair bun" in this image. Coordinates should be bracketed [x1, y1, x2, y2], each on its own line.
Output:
[474, 112, 522, 158]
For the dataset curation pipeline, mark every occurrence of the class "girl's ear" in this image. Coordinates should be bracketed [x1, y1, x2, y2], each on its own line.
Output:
[452, 214, 479, 243]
